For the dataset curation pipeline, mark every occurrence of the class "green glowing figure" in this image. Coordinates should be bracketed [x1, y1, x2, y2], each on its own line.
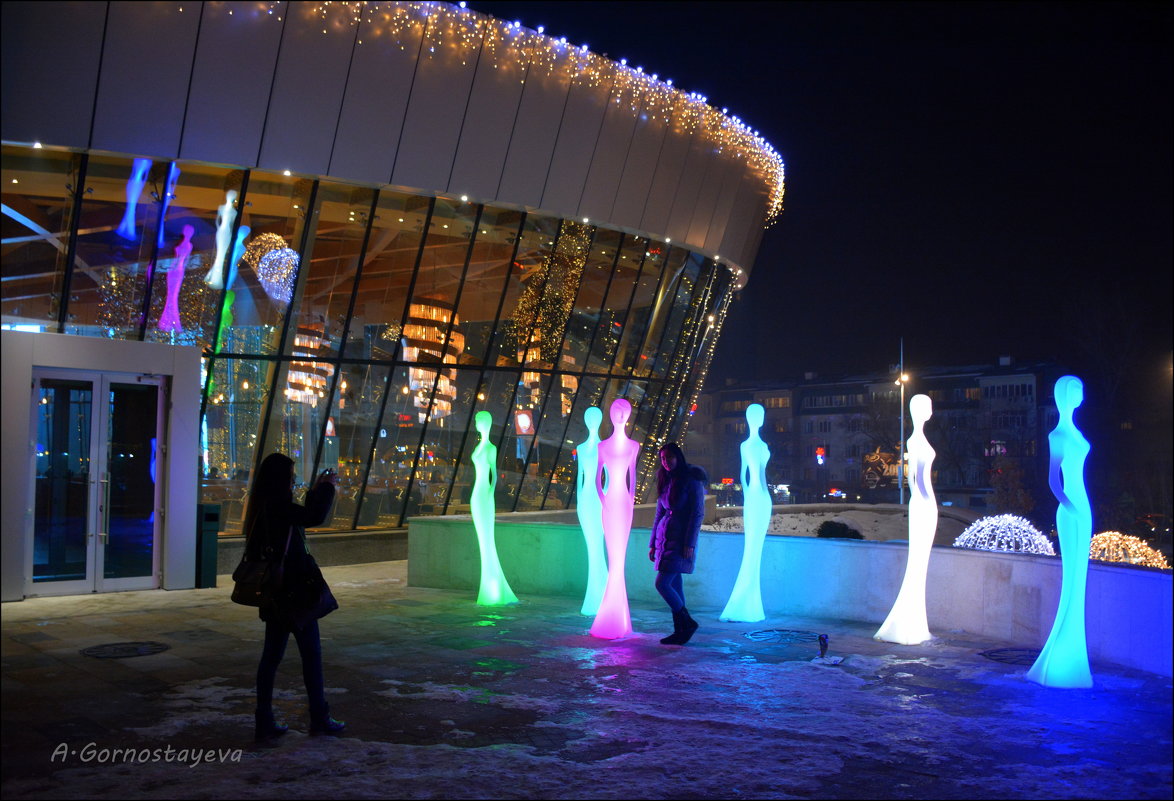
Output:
[470, 410, 518, 606]
[576, 407, 606, 616]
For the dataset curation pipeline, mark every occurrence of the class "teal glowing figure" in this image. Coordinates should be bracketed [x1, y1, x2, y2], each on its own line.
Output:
[720, 403, 770, 622]
[204, 189, 238, 289]
[590, 399, 640, 639]
[470, 411, 518, 606]
[158, 224, 194, 334]
[875, 394, 937, 645]
[116, 158, 152, 240]
[1027, 376, 1093, 688]
[576, 407, 607, 616]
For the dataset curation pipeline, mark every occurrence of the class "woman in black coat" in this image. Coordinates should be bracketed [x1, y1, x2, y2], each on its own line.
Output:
[648, 442, 708, 645]
[243, 452, 343, 741]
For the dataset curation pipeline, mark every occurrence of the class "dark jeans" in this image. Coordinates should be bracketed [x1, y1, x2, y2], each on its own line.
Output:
[655, 570, 685, 613]
[256, 618, 326, 719]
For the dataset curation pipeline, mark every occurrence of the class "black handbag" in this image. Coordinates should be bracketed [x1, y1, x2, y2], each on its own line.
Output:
[284, 555, 339, 627]
[230, 521, 293, 608]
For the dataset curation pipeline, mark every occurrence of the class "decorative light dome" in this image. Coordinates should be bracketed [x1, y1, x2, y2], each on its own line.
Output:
[953, 514, 1055, 555]
[1090, 532, 1170, 569]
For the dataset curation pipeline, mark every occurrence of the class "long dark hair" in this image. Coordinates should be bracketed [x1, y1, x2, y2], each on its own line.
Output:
[655, 442, 690, 502]
[241, 452, 294, 539]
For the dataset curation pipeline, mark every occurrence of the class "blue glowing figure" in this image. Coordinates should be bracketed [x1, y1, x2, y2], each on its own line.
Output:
[116, 158, 152, 240]
[575, 407, 606, 616]
[720, 403, 770, 622]
[154, 162, 181, 252]
[471, 411, 518, 606]
[1027, 375, 1093, 688]
[875, 394, 937, 645]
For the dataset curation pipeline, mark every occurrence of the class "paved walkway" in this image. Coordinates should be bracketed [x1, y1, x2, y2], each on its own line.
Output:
[2, 561, 1170, 799]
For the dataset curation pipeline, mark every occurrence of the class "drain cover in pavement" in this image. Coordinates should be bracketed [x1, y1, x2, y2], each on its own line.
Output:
[81, 642, 171, 659]
[979, 647, 1041, 665]
[744, 629, 820, 643]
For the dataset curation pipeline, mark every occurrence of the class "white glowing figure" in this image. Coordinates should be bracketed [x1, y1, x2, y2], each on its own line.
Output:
[875, 393, 937, 645]
[720, 403, 770, 622]
[157, 224, 194, 333]
[470, 411, 518, 606]
[575, 406, 606, 616]
[1027, 375, 1093, 688]
[204, 189, 238, 289]
[590, 399, 640, 639]
[116, 158, 152, 240]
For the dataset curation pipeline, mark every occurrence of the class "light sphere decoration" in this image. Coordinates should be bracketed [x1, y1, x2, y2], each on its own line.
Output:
[1090, 532, 1170, 569]
[256, 247, 300, 303]
[953, 514, 1055, 556]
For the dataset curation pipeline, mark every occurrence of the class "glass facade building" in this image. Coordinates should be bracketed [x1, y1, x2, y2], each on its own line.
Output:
[2, 1, 783, 547]
[3, 143, 736, 531]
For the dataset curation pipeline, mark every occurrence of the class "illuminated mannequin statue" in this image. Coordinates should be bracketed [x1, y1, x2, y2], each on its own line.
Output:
[576, 406, 607, 616]
[470, 411, 518, 606]
[875, 393, 937, 645]
[204, 189, 238, 289]
[590, 398, 640, 639]
[1027, 376, 1093, 688]
[720, 403, 770, 622]
[116, 158, 152, 240]
[158, 225, 194, 334]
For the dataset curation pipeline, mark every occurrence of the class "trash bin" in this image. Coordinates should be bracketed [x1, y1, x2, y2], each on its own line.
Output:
[196, 503, 221, 588]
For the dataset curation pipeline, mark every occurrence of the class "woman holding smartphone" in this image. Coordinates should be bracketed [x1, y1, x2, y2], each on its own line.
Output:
[242, 454, 345, 741]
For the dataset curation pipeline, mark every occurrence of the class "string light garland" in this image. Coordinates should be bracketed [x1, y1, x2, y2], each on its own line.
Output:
[1089, 532, 1170, 569]
[953, 514, 1056, 556]
[284, 1, 785, 225]
[509, 220, 590, 362]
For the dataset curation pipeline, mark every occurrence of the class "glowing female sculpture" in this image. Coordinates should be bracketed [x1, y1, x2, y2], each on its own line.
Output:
[575, 407, 607, 616]
[204, 189, 238, 289]
[1027, 375, 1093, 688]
[590, 398, 640, 639]
[720, 403, 771, 622]
[470, 411, 518, 606]
[116, 158, 152, 240]
[875, 393, 937, 645]
[158, 225, 194, 334]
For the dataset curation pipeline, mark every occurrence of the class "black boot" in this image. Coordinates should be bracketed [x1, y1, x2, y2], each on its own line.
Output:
[310, 703, 346, 735]
[676, 608, 699, 645]
[254, 711, 289, 743]
[660, 609, 684, 645]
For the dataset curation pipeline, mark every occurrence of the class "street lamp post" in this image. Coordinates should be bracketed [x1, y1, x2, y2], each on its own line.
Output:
[895, 339, 908, 505]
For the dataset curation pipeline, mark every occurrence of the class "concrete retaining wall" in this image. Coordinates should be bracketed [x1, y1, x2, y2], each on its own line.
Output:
[408, 516, 1173, 678]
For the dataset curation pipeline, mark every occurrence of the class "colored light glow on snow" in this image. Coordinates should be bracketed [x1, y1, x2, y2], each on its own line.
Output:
[576, 407, 606, 616]
[1027, 375, 1093, 688]
[157, 224, 194, 333]
[115, 158, 151, 240]
[470, 411, 518, 606]
[590, 398, 640, 639]
[875, 394, 937, 645]
[720, 403, 770, 622]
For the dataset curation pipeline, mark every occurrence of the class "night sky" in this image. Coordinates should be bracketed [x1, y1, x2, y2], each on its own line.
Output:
[469, 1, 1172, 391]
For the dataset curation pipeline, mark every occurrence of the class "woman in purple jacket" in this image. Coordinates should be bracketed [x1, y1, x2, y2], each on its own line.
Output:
[649, 442, 708, 645]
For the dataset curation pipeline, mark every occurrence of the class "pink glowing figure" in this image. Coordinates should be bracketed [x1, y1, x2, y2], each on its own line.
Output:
[158, 225, 194, 334]
[589, 398, 641, 639]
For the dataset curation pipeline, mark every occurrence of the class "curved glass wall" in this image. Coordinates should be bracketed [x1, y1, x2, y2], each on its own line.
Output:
[2, 144, 735, 534]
